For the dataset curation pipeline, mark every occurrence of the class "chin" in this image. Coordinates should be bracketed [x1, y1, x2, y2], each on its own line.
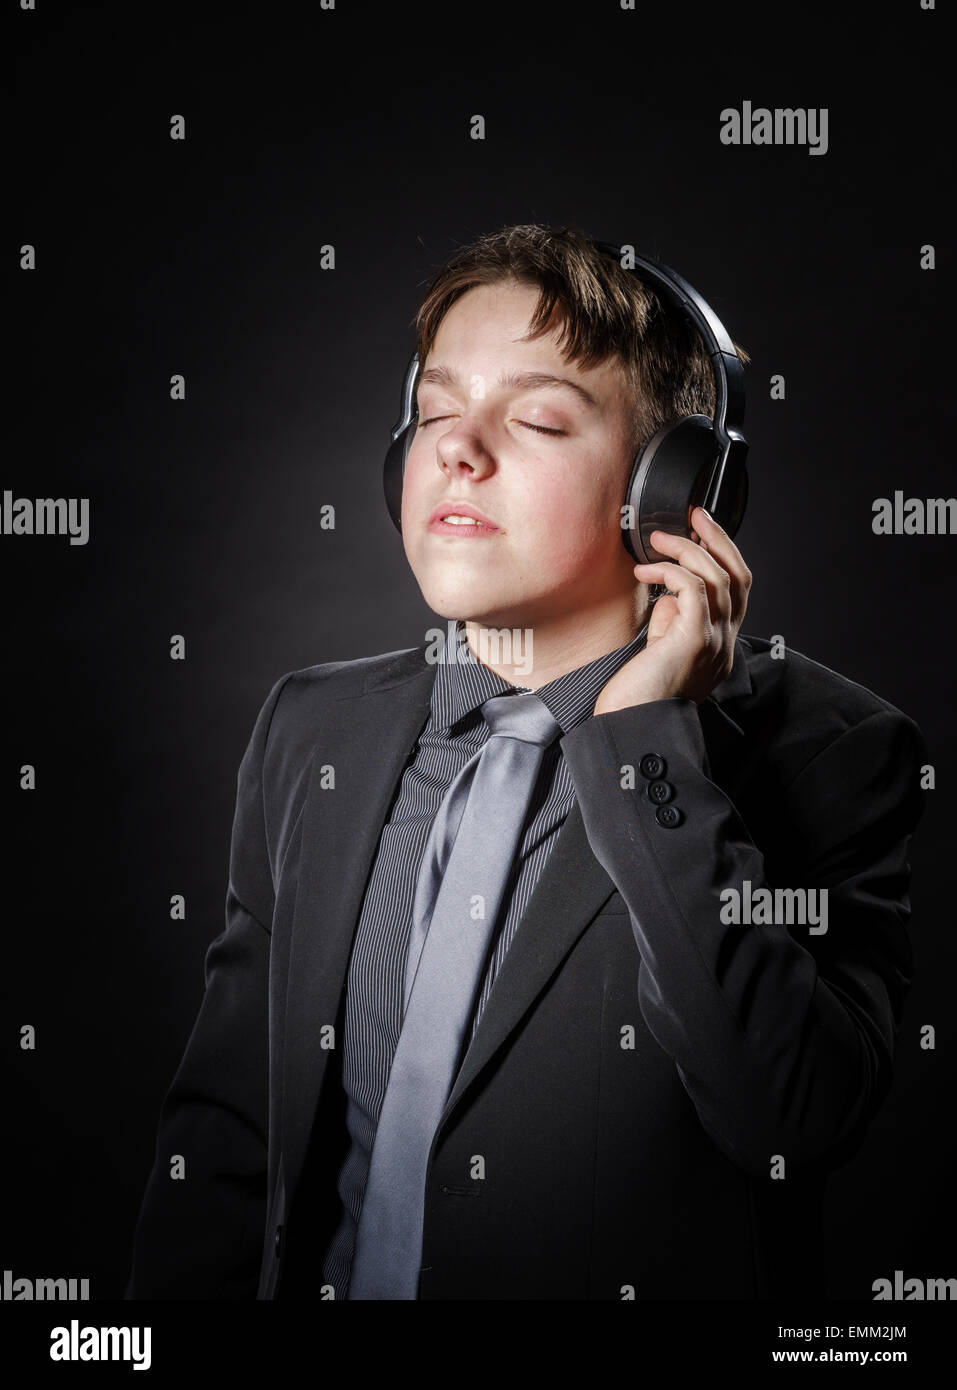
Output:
[418, 577, 529, 627]
[424, 591, 505, 624]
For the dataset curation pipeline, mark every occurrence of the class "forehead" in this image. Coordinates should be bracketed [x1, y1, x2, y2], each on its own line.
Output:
[424, 281, 630, 396]
[429, 281, 559, 358]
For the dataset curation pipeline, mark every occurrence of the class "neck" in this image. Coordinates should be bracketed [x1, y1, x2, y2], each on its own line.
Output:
[461, 586, 651, 689]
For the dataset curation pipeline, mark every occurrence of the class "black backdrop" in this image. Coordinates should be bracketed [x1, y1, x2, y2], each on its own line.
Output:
[7, 0, 954, 1310]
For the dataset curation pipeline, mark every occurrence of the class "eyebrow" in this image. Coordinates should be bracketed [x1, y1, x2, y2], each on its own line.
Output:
[418, 364, 598, 410]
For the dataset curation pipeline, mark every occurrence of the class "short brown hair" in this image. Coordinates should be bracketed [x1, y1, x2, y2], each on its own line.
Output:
[413, 223, 750, 453]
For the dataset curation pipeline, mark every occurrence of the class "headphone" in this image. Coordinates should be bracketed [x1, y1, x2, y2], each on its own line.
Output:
[383, 239, 748, 566]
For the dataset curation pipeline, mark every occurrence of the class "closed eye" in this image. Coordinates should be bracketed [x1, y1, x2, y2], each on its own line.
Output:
[518, 421, 566, 436]
[419, 416, 566, 436]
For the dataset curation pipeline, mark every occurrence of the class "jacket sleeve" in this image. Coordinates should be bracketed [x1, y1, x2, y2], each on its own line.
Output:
[124, 672, 291, 1298]
[560, 696, 926, 1177]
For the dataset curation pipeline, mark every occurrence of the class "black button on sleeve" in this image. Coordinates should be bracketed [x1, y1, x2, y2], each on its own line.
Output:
[646, 779, 675, 805]
[655, 805, 684, 829]
[639, 754, 666, 779]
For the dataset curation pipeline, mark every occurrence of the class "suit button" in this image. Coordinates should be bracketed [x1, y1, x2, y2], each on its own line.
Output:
[655, 805, 684, 828]
[639, 754, 666, 779]
[646, 779, 674, 804]
[274, 1224, 283, 1258]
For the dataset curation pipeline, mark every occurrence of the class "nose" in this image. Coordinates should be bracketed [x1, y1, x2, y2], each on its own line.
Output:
[434, 418, 496, 482]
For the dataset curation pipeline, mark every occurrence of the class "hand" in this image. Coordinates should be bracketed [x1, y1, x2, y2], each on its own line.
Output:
[594, 507, 752, 714]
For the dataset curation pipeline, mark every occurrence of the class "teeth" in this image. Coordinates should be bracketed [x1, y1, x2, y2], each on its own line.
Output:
[442, 515, 481, 525]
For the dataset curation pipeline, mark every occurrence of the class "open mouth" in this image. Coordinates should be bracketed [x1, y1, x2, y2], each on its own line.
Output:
[428, 502, 500, 537]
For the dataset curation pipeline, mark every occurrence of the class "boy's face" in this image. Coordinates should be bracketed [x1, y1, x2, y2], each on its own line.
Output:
[401, 279, 641, 631]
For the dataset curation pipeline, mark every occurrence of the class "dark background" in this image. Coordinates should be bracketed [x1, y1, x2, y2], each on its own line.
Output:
[7, 0, 953, 1301]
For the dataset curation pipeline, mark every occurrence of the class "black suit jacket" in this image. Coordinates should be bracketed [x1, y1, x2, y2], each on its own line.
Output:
[124, 632, 926, 1300]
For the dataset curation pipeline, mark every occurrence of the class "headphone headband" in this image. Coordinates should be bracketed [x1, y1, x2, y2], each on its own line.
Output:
[590, 240, 745, 443]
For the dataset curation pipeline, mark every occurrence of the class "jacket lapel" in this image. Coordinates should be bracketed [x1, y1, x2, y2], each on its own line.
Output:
[439, 796, 616, 1122]
[280, 648, 436, 1197]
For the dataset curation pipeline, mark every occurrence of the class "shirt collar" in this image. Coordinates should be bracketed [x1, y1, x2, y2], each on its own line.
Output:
[429, 619, 650, 736]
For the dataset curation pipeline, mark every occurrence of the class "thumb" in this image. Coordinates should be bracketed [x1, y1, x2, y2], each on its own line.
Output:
[647, 593, 679, 642]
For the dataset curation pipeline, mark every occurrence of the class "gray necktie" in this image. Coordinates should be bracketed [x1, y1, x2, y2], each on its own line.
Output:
[347, 690, 563, 1300]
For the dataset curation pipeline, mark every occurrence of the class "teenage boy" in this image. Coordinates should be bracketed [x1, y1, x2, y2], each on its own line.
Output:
[126, 225, 925, 1301]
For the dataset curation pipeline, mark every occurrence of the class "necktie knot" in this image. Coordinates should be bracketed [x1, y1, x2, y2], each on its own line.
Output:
[480, 691, 562, 748]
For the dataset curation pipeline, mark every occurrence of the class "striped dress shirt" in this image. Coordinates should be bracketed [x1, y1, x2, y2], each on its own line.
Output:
[319, 617, 649, 1298]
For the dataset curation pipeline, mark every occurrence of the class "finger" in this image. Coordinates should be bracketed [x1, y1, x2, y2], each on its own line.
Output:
[691, 507, 752, 627]
[646, 529, 733, 622]
[633, 560, 712, 640]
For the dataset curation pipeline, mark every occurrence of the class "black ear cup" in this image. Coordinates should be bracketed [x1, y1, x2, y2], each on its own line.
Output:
[623, 415, 721, 565]
[384, 421, 416, 533]
[712, 455, 748, 541]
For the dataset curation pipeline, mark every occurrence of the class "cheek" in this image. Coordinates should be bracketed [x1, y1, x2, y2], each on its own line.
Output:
[513, 480, 619, 582]
[523, 456, 623, 546]
[399, 439, 429, 528]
